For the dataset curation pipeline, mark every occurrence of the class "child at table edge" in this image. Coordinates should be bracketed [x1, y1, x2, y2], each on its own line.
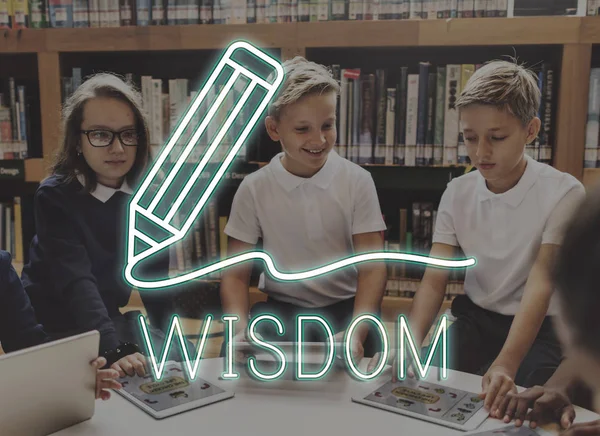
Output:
[369, 60, 586, 418]
[500, 184, 600, 435]
[0, 249, 132, 401]
[220, 56, 388, 360]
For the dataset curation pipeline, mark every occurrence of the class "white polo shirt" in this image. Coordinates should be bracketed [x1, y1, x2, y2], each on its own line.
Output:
[224, 150, 387, 308]
[433, 154, 585, 316]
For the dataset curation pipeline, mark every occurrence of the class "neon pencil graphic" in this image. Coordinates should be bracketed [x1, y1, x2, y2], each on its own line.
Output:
[125, 41, 476, 290]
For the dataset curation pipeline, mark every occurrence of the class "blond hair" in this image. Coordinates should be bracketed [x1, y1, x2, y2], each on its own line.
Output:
[456, 60, 541, 125]
[267, 56, 340, 119]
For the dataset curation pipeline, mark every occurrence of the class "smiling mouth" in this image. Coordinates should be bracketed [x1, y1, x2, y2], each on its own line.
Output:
[302, 148, 325, 155]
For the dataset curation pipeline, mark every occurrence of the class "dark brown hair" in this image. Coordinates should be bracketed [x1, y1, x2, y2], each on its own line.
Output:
[51, 72, 150, 192]
[553, 185, 600, 356]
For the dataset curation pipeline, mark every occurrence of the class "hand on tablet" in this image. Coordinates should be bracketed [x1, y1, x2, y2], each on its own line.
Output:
[480, 365, 517, 419]
[335, 331, 364, 363]
[92, 357, 122, 401]
[111, 352, 148, 378]
[560, 420, 600, 435]
[502, 385, 575, 430]
[366, 349, 417, 382]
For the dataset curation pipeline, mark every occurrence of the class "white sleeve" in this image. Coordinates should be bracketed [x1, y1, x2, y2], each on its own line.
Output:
[432, 183, 459, 247]
[352, 171, 387, 235]
[223, 180, 262, 244]
[542, 183, 586, 246]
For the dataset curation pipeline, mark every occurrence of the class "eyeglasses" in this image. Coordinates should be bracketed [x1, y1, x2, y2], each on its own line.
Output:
[80, 129, 140, 147]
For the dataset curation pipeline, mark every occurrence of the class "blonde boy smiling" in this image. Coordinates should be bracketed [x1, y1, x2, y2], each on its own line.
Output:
[220, 57, 388, 360]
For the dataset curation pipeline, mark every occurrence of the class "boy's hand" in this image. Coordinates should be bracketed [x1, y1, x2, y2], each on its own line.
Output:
[560, 420, 600, 435]
[366, 350, 418, 382]
[502, 386, 575, 429]
[335, 331, 364, 363]
[92, 357, 121, 401]
[481, 365, 517, 418]
[111, 352, 147, 377]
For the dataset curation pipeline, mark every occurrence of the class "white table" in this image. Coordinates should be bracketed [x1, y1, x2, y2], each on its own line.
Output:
[52, 358, 600, 436]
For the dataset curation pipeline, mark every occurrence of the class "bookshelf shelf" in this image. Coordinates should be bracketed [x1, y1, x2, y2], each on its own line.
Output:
[24, 158, 44, 182]
[583, 168, 600, 188]
[1, 17, 600, 54]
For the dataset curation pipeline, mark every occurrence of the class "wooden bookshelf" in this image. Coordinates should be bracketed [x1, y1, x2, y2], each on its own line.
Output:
[2, 17, 598, 320]
[2, 17, 600, 54]
[583, 168, 600, 189]
[0, 17, 594, 182]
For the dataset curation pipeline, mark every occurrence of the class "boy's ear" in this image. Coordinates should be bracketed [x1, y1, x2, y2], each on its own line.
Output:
[526, 117, 542, 144]
[265, 116, 281, 142]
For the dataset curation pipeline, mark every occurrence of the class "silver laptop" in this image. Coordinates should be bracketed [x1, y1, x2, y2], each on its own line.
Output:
[0, 330, 99, 436]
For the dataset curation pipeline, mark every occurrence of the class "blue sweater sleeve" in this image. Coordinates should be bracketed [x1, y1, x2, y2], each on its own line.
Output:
[0, 251, 49, 353]
[34, 186, 120, 353]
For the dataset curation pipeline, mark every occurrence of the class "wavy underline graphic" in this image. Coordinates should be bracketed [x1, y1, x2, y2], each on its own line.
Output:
[124, 41, 476, 290]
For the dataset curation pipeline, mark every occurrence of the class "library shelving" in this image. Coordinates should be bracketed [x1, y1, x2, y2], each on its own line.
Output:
[1, 16, 600, 317]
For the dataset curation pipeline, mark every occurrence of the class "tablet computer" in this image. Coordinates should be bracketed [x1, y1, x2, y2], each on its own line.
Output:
[115, 360, 234, 419]
[351, 377, 489, 431]
[463, 423, 555, 435]
[0, 330, 99, 436]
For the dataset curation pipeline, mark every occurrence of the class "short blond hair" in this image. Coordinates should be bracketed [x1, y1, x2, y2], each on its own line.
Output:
[268, 56, 340, 119]
[456, 60, 541, 125]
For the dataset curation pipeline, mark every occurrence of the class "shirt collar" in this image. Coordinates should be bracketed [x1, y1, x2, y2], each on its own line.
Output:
[77, 174, 133, 203]
[270, 150, 341, 193]
[476, 154, 541, 207]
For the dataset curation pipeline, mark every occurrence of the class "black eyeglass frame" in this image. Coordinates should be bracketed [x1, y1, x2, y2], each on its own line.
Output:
[80, 129, 140, 147]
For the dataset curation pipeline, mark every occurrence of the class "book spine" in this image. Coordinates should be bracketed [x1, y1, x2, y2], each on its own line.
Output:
[8, 78, 17, 142]
[542, 63, 554, 165]
[0, 0, 12, 28]
[416, 62, 429, 166]
[496, 0, 506, 16]
[405, 74, 419, 167]
[351, 70, 361, 163]
[583, 69, 599, 168]
[473, 0, 484, 16]
[12, 0, 29, 28]
[339, 69, 349, 158]
[135, 0, 149, 24]
[330, 0, 344, 19]
[317, 0, 327, 20]
[246, 0, 255, 21]
[433, 66, 445, 166]
[359, 74, 375, 165]
[17, 85, 26, 143]
[485, 0, 496, 16]
[395, 66, 408, 165]
[374, 69, 387, 164]
[49, 0, 73, 27]
[443, 65, 460, 166]
[385, 88, 396, 165]
[425, 72, 436, 166]
[457, 64, 474, 165]
[449, 0, 456, 16]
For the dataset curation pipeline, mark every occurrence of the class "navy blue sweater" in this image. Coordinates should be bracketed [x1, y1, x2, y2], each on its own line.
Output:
[21, 175, 169, 353]
[0, 251, 48, 353]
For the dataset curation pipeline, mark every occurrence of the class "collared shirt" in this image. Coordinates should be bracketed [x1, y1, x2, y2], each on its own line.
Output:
[76, 174, 133, 203]
[224, 150, 387, 308]
[433, 154, 586, 315]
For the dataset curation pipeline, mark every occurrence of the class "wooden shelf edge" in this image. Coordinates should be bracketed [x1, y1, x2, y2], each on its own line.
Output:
[24, 158, 45, 183]
[583, 168, 600, 189]
[1, 17, 598, 54]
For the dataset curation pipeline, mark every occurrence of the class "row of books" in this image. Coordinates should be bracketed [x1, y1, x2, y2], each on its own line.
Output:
[383, 278, 464, 299]
[0, 199, 25, 263]
[585, 68, 600, 168]
[166, 196, 467, 300]
[6, 0, 593, 29]
[0, 78, 30, 160]
[330, 62, 555, 167]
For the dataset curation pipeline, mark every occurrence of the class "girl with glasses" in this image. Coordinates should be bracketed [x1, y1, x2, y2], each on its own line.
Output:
[20, 73, 183, 375]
